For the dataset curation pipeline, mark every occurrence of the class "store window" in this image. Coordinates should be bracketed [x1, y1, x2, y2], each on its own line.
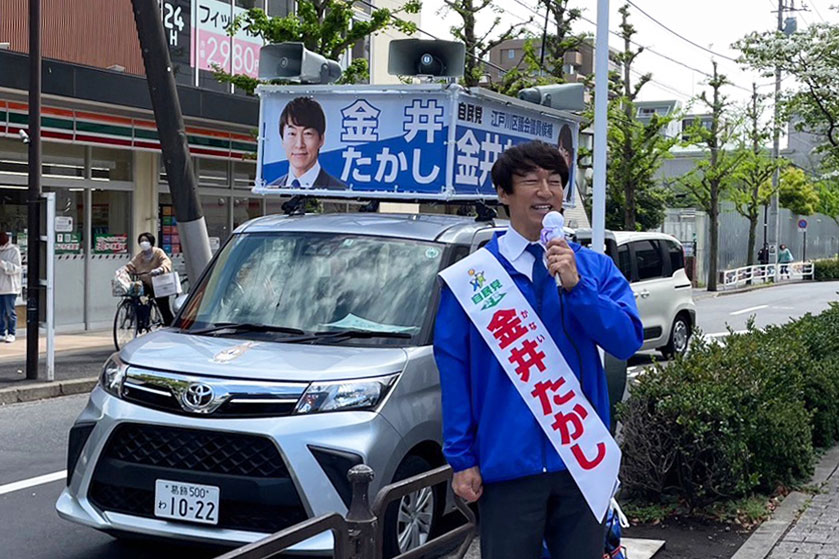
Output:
[92, 190, 131, 254]
[158, 194, 182, 255]
[233, 160, 256, 189]
[197, 158, 231, 188]
[90, 147, 133, 182]
[201, 195, 231, 251]
[0, 137, 27, 176]
[267, 0, 292, 16]
[233, 197, 263, 229]
[265, 196, 290, 217]
[49, 188, 85, 255]
[43, 143, 85, 179]
[0, 188, 28, 241]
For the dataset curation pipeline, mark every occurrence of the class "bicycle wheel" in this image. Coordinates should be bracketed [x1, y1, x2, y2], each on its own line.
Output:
[113, 299, 137, 350]
[144, 299, 165, 334]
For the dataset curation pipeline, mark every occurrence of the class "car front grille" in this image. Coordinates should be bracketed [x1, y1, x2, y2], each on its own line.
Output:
[88, 423, 308, 534]
[101, 423, 288, 478]
[120, 367, 306, 419]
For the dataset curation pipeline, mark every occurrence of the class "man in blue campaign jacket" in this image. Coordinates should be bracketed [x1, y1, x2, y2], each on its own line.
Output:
[434, 141, 643, 559]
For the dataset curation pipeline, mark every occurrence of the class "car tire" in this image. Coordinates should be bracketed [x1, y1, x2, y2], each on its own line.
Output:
[661, 314, 690, 359]
[382, 454, 441, 559]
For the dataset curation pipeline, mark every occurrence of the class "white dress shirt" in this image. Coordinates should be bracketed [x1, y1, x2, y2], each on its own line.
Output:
[497, 226, 543, 282]
[286, 162, 321, 188]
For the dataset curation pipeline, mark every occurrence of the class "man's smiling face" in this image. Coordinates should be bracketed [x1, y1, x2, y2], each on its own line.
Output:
[497, 166, 565, 241]
[281, 121, 324, 177]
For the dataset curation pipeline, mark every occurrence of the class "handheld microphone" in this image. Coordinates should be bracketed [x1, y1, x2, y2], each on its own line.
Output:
[540, 211, 565, 287]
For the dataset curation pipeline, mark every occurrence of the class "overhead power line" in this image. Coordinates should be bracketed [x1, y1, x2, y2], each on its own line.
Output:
[809, 1, 827, 23]
[624, 0, 740, 63]
[509, 0, 753, 95]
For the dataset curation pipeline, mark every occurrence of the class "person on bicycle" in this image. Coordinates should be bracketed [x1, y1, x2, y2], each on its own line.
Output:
[118, 232, 174, 325]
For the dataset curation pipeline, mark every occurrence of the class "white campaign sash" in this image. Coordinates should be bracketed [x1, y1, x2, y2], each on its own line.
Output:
[439, 248, 620, 522]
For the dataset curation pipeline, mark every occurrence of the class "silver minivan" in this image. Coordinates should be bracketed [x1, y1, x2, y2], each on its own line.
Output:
[57, 212, 629, 556]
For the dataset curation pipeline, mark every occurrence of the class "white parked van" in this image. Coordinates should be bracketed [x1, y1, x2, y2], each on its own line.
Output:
[573, 230, 696, 358]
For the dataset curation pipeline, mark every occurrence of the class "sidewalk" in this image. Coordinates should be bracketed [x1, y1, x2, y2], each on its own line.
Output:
[732, 446, 839, 559]
[762, 448, 839, 559]
[0, 329, 113, 365]
[691, 278, 812, 301]
[0, 329, 114, 404]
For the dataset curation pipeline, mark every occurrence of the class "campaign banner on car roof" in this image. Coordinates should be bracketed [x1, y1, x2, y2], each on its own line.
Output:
[253, 85, 579, 204]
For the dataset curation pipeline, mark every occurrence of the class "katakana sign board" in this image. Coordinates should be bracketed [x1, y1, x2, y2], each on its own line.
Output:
[253, 85, 580, 203]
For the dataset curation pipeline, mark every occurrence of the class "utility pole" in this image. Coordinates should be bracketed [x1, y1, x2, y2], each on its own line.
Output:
[26, 0, 41, 380]
[769, 0, 806, 278]
[130, 0, 212, 284]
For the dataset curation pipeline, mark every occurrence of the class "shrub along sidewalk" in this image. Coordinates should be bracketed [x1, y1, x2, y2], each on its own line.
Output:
[618, 303, 839, 522]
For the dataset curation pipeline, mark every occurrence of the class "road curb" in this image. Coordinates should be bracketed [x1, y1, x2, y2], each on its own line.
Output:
[730, 445, 839, 559]
[0, 377, 97, 406]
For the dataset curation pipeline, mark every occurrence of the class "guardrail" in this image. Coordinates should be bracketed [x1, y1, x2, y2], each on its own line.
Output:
[215, 464, 476, 559]
[721, 261, 814, 290]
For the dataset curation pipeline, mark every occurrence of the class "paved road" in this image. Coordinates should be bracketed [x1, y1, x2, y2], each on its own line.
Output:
[627, 281, 839, 371]
[694, 281, 839, 335]
[0, 395, 220, 559]
[0, 282, 836, 558]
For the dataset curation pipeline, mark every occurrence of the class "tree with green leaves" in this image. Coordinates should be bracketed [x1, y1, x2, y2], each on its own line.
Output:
[735, 16, 839, 174]
[779, 166, 820, 216]
[442, 0, 531, 88]
[726, 84, 784, 266]
[817, 180, 839, 227]
[215, 0, 422, 94]
[680, 61, 745, 291]
[604, 4, 677, 232]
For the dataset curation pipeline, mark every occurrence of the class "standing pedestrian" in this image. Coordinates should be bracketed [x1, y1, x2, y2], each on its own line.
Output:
[434, 141, 643, 559]
[0, 230, 22, 343]
[778, 243, 793, 279]
[757, 244, 769, 266]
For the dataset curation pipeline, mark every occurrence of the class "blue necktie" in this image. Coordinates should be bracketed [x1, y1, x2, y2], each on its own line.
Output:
[525, 243, 551, 313]
[291, 178, 301, 188]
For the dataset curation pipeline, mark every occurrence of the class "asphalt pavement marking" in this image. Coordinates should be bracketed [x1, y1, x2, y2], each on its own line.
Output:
[730, 305, 768, 316]
[0, 470, 66, 496]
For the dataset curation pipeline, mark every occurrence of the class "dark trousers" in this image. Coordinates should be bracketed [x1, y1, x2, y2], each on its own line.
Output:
[478, 470, 606, 559]
[155, 297, 174, 326]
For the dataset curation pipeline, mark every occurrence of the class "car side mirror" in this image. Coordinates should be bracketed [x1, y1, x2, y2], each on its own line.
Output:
[172, 294, 188, 315]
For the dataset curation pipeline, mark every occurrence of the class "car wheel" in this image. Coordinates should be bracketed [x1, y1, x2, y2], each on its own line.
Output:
[382, 454, 440, 559]
[661, 315, 690, 359]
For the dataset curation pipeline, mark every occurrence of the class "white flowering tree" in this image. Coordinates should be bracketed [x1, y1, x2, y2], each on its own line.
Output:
[735, 17, 839, 172]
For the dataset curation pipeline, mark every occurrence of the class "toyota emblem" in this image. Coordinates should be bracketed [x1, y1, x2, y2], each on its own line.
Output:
[181, 382, 215, 412]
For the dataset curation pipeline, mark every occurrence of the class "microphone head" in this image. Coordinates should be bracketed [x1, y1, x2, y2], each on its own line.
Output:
[542, 210, 564, 230]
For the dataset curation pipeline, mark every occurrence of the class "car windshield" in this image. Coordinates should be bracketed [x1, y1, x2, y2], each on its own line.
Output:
[177, 232, 447, 345]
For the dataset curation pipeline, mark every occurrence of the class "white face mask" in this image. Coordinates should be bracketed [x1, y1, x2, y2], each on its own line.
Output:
[139, 241, 152, 252]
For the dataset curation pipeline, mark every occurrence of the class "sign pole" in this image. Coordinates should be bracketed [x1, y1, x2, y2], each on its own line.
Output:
[591, 0, 610, 255]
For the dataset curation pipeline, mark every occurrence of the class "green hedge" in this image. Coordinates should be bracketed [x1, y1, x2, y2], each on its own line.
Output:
[618, 305, 839, 507]
[814, 257, 839, 281]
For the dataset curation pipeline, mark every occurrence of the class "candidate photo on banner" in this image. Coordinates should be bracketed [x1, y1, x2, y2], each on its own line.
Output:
[557, 123, 576, 206]
[257, 90, 450, 197]
[267, 96, 347, 191]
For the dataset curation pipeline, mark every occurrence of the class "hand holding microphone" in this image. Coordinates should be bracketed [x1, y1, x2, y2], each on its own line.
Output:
[540, 211, 580, 291]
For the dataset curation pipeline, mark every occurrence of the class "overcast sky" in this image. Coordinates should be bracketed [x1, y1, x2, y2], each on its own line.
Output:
[419, 0, 838, 111]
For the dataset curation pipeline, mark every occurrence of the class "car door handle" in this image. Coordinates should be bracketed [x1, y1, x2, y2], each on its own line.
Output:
[640, 290, 651, 298]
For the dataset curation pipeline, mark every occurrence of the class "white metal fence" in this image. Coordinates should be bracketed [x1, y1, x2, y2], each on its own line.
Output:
[721, 261, 814, 289]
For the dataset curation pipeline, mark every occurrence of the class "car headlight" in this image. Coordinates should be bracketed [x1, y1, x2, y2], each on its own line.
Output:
[294, 374, 399, 414]
[100, 354, 128, 398]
